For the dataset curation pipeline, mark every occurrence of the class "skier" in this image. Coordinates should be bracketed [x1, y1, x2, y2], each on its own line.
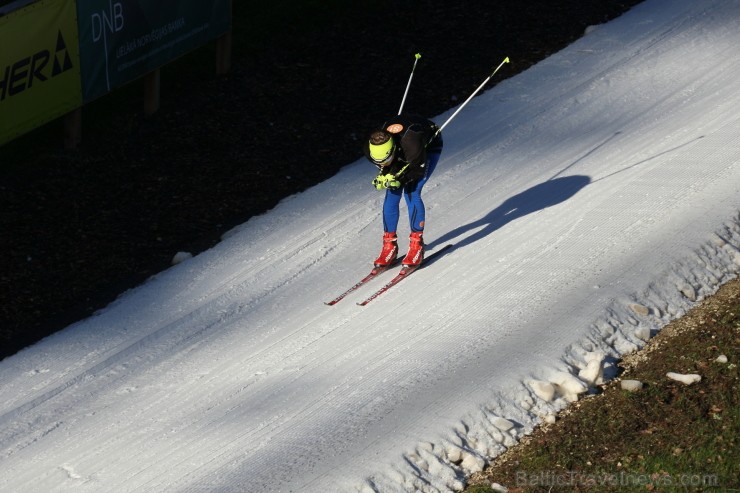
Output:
[364, 113, 443, 268]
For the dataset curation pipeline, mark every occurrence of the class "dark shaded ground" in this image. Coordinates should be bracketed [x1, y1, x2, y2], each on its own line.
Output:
[0, 1, 644, 360]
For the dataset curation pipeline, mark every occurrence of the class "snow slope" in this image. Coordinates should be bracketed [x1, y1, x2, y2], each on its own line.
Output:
[1, 0, 739, 491]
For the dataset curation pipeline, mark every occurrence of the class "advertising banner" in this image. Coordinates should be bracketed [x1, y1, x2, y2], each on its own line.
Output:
[77, 0, 231, 103]
[0, 0, 82, 146]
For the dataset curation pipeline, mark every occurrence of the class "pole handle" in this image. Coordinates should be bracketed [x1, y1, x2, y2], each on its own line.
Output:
[398, 53, 422, 115]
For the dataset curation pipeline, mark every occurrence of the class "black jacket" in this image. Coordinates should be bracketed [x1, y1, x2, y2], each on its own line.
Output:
[364, 114, 442, 185]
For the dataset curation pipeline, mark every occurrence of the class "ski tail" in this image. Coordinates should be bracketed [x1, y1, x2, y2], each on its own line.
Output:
[356, 244, 453, 306]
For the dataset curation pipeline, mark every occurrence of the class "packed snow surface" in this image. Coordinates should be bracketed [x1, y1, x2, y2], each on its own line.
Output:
[1, 1, 739, 491]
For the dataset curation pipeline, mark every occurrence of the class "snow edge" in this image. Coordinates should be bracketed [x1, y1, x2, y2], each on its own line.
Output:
[359, 211, 740, 493]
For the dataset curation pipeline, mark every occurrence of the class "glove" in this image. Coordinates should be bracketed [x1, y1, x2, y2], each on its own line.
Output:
[372, 174, 401, 190]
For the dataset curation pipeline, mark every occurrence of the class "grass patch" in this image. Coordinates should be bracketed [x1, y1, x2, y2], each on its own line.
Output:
[468, 278, 739, 492]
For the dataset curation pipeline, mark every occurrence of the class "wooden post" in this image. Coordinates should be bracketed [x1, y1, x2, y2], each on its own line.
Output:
[216, 0, 232, 74]
[216, 30, 232, 75]
[144, 69, 160, 115]
[64, 107, 82, 149]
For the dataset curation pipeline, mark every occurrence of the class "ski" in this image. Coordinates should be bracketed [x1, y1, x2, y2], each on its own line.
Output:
[324, 258, 404, 306]
[356, 244, 453, 306]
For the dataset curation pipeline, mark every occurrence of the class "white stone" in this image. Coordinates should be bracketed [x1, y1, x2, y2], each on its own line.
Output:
[530, 380, 555, 402]
[491, 483, 509, 493]
[460, 452, 485, 474]
[630, 303, 650, 316]
[716, 354, 728, 363]
[578, 352, 605, 385]
[492, 417, 515, 431]
[678, 283, 697, 301]
[446, 446, 462, 464]
[634, 326, 651, 342]
[552, 372, 589, 397]
[620, 379, 643, 392]
[666, 372, 701, 385]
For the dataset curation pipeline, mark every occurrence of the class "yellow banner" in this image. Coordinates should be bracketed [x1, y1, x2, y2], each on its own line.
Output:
[0, 0, 82, 146]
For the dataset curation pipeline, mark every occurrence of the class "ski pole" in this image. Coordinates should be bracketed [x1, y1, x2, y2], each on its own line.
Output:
[433, 56, 510, 138]
[398, 53, 422, 115]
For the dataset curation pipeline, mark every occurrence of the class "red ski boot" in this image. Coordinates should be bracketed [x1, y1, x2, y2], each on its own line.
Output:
[373, 232, 398, 267]
[402, 232, 424, 267]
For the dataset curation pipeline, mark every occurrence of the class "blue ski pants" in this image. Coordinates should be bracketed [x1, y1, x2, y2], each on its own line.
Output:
[382, 150, 442, 233]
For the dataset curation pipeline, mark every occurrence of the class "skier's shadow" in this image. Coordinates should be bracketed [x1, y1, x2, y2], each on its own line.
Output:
[428, 175, 591, 251]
